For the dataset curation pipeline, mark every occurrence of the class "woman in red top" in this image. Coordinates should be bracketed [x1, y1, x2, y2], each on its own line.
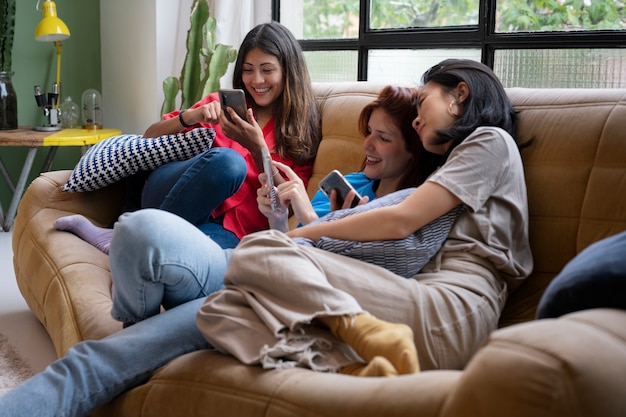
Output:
[55, 22, 321, 250]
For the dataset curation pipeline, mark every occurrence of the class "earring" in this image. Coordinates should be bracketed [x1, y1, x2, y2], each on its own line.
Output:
[448, 101, 459, 116]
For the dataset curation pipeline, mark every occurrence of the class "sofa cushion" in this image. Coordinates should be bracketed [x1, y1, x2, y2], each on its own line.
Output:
[63, 128, 215, 192]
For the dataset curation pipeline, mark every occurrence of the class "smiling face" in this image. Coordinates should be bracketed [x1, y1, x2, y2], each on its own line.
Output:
[241, 47, 285, 110]
[362, 108, 414, 192]
[413, 82, 457, 155]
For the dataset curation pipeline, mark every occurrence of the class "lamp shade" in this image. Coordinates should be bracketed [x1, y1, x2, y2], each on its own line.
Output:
[35, 1, 70, 42]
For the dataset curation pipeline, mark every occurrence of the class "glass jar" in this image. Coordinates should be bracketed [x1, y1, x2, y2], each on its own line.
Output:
[81, 88, 102, 129]
[59, 96, 80, 128]
[0, 71, 18, 130]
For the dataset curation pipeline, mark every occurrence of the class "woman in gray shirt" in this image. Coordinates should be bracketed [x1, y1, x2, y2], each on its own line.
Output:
[197, 59, 533, 376]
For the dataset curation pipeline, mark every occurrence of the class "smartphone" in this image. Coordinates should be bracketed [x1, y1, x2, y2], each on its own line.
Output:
[262, 147, 278, 211]
[218, 89, 248, 122]
[319, 170, 362, 208]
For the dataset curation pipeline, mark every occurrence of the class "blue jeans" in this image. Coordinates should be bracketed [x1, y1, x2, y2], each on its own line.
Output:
[110, 209, 233, 326]
[0, 210, 235, 416]
[141, 147, 246, 248]
[0, 151, 246, 416]
[0, 298, 209, 417]
[536, 230, 626, 318]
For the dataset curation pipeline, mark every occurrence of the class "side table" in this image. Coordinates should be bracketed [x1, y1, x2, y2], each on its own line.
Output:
[0, 126, 122, 231]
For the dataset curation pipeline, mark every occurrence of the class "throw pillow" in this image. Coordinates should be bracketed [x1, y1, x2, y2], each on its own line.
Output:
[293, 188, 465, 278]
[536, 230, 626, 319]
[63, 128, 215, 192]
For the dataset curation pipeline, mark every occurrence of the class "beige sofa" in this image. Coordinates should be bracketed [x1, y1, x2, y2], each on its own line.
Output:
[12, 83, 626, 417]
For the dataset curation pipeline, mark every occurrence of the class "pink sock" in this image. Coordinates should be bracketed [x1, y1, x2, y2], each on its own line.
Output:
[54, 215, 113, 255]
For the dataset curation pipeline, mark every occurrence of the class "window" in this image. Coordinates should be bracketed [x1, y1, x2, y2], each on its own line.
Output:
[273, 0, 626, 88]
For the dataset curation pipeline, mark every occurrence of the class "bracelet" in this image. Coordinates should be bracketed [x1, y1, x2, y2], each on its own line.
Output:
[178, 109, 193, 128]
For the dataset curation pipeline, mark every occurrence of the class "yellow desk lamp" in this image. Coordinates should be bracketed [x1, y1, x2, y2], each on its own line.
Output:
[33, 0, 70, 132]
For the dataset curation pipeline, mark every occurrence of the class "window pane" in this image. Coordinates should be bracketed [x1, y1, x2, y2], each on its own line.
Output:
[281, 0, 360, 40]
[369, 0, 479, 29]
[304, 50, 358, 82]
[497, 0, 626, 32]
[368, 49, 482, 85]
[494, 49, 626, 88]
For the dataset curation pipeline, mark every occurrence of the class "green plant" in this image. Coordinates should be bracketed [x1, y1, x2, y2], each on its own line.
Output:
[0, 0, 16, 72]
[161, 0, 238, 115]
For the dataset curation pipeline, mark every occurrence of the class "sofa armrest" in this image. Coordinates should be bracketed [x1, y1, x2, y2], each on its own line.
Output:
[12, 170, 126, 356]
[441, 308, 626, 417]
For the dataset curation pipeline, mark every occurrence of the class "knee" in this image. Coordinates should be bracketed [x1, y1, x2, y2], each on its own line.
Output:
[215, 148, 247, 175]
[111, 209, 181, 254]
[199, 148, 247, 182]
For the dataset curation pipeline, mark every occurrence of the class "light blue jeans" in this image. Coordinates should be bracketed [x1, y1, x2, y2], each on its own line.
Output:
[0, 298, 209, 417]
[0, 149, 246, 416]
[0, 210, 234, 417]
[109, 209, 233, 326]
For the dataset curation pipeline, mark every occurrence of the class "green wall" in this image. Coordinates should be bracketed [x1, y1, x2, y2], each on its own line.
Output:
[1, 0, 101, 210]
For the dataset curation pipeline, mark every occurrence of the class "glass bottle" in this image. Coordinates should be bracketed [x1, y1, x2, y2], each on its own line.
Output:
[59, 96, 79, 128]
[81, 88, 103, 129]
[0, 71, 18, 130]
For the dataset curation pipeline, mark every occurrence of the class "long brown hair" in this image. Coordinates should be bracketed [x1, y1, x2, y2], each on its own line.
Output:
[358, 85, 443, 190]
[233, 22, 321, 164]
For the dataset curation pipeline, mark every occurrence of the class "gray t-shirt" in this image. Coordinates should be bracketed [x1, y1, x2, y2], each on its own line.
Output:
[427, 126, 533, 289]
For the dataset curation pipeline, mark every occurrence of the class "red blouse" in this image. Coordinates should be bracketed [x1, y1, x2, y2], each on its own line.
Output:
[164, 93, 313, 238]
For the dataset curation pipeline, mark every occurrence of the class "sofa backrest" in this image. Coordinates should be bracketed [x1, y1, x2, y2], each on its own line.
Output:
[502, 87, 626, 325]
[311, 83, 626, 327]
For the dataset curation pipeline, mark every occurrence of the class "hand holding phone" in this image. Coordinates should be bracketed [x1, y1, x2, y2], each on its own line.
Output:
[262, 147, 278, 211]
[319, 170, 362, 208]
[219, 89, 248, 123]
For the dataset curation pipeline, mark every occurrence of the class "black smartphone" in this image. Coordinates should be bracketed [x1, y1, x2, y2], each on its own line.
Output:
[319, 170, 362, 208]
[262, 147, 278, 211]
[218, 89, 248, 122]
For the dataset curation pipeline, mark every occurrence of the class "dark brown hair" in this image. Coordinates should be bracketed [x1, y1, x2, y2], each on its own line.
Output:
[232, 22, 321, 164]
[421, 59, 520, 153]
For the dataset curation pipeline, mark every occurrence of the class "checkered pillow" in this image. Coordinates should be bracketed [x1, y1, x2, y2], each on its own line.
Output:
[63, 128, 215, 192]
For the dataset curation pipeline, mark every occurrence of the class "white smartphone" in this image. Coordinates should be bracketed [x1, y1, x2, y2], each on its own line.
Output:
[218, 89, 247, 122]
[319, 170, 362, 208]
[261, 147, 278, 211]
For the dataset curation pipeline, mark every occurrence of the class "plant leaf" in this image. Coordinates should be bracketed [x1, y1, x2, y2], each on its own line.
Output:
[161, 76, 181, 115]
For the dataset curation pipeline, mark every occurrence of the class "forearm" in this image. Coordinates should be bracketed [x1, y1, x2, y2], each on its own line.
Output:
[268, 216, 289, 232]
[297, 207, 320, 226]
[287, 206, 412, 242]
[287, 182, 462, 242]
[143, 115, 186, 137]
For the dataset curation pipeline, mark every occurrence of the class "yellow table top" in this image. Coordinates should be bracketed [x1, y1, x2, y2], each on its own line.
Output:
[42, 128, 123, 146]
[0, 127, 122, 147]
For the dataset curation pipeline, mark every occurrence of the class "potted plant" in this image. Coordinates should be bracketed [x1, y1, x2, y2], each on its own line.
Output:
[161, 0, 237, 115]
[0, 0, 17, 129]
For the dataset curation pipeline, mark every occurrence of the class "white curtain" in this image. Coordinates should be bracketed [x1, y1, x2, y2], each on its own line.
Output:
[209, 0, 267, 87]
[100, 0, 271, 134]
[173, 0, 271, 87]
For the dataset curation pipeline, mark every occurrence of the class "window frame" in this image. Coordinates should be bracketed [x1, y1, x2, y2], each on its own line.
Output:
[272, 0, 626, 80]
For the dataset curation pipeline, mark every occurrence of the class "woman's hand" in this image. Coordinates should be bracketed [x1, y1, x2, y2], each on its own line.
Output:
[257, 172, 289, 232]
[272, 161, 319, 226]
[329, 189, 369, 211]
[185, 102, 222, 125]
[220, 107, 265, 153]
